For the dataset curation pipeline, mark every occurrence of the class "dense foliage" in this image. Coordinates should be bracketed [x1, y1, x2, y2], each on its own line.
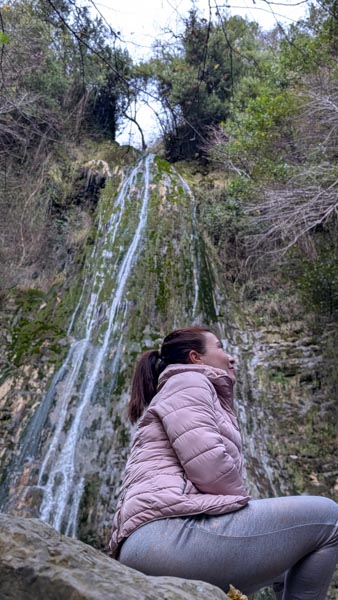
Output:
[139, 10, 261, 160]
[196, 4, 338, 321]
[0, 0, 132, 288]
[0, 0, 337, 324]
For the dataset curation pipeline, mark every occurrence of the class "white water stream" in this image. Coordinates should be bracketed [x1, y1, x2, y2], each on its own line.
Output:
[178, 176, 200, 320]
[35, 155, 154, 536]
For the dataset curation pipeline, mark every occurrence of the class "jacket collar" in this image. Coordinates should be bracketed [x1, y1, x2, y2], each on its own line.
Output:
[158, 364, 234, 410]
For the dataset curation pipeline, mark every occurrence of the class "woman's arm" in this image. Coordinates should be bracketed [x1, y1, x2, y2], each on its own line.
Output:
[154, 374, 247, 496]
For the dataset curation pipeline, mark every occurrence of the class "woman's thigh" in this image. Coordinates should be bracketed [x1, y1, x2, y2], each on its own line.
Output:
[119, 496, 338, 595]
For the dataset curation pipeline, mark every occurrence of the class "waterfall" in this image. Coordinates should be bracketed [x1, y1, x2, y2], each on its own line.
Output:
[36, 154, 154, 535]
[3, 153, 210, 541]
[177, 176, 200, 320]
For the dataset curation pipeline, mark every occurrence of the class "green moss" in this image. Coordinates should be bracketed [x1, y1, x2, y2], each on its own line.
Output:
[197, 238, 217, 322]
[269, 371, 290, 386]
[0, 366, 14, 387]
[7, 270, 85, 367]
[119, 425, 130, 447]
[113, 414, 121, 429]
[77, 476, 101, 546]
[154, 156, 172, 174]
[114, 371, 127, 396]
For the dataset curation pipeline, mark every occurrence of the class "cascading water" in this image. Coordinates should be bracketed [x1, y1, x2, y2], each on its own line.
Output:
[37, 154, 154, 535]
[178, 176, 200, 319]
[1, 154, 207, 543]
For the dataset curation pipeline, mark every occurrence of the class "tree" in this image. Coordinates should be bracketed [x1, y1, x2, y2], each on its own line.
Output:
[204, 4, 338, 319]
[0, 0, 134, 288]
[144, 9, 261, 161]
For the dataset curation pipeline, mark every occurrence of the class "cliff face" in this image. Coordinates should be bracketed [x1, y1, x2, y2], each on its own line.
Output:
[0, 152, 217, 547]
[0, 149, 336, 597]
[230, 318, 337, 500]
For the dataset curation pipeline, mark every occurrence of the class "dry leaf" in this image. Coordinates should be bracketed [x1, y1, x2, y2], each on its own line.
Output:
[227, 583, 249, 600]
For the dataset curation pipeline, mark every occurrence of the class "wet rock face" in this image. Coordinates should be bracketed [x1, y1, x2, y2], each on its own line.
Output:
[232, 322, 338, 502]
[0, 155, 208, 547]
[0, 513, 229, 600]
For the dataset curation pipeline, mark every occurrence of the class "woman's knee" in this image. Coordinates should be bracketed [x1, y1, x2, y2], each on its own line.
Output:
[280, 495, 338, 525]
[302, 496, 338, 549]
[308, 496, 338, 524]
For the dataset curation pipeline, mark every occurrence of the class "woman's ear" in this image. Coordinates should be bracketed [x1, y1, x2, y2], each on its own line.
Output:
[188, 350, 204, 364]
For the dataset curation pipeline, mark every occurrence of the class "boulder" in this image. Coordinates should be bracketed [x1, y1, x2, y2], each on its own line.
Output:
[0, 514, 230, 600]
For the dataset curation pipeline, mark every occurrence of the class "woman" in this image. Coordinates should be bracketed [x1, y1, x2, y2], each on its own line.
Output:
[110, 326, 338, 599]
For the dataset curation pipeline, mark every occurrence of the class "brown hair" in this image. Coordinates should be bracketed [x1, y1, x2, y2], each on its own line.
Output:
[128, 326, 215, 423]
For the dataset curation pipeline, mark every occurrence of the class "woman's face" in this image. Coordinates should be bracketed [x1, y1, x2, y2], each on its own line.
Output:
[200, 332, 236, 382]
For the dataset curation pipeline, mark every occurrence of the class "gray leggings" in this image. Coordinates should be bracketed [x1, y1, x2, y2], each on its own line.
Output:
[119, 496, 338, 599]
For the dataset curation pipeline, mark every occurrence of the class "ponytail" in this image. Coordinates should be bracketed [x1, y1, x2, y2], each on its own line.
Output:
[128, 350, 161, 424]
[128, 326, 216, 424]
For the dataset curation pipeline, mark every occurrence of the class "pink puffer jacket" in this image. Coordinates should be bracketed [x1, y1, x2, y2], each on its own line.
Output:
[109, 364, 250, 557]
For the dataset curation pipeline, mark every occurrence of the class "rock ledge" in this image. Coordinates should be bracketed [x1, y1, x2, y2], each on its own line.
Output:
[0, 513, 229, 600]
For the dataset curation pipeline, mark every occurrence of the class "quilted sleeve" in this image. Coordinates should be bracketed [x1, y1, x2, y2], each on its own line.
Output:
[155, 374, 247, 496]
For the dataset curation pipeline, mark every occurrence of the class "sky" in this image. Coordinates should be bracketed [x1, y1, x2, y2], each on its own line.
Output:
[93, 0, 309, 146]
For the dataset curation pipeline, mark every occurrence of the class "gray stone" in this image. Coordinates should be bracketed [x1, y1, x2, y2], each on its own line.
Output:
[0, 513, 229, 600]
